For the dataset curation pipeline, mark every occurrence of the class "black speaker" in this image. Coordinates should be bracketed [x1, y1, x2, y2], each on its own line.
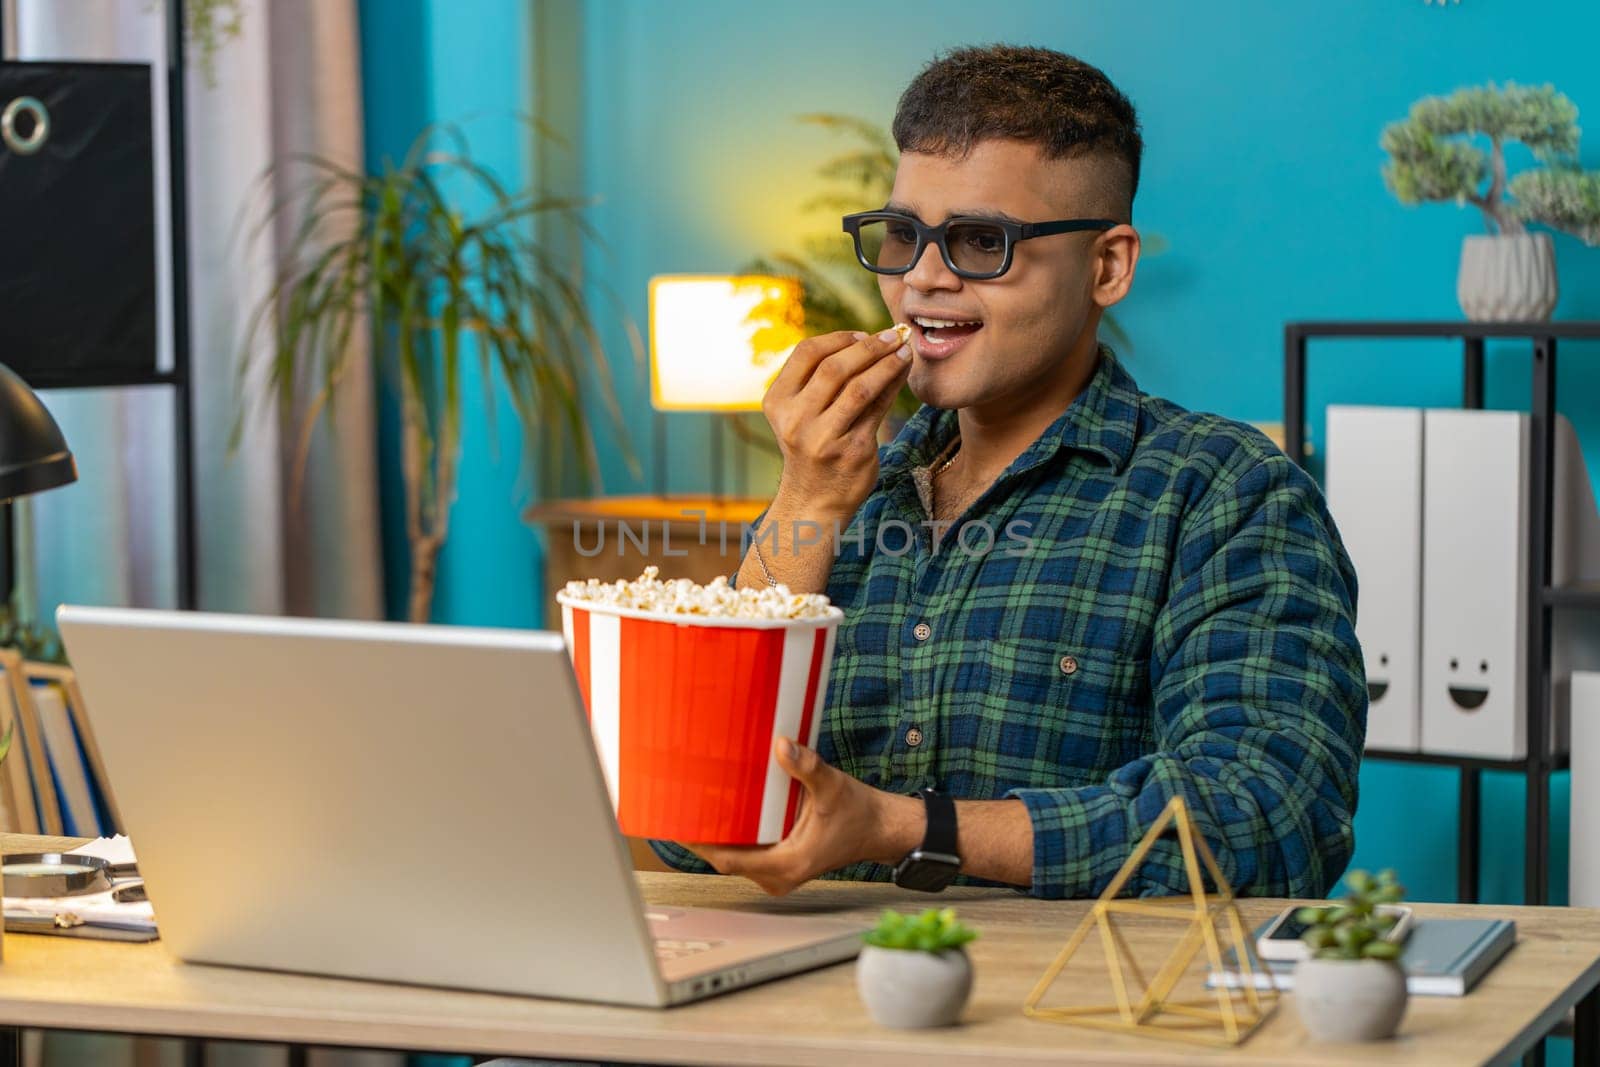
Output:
[0, 61, 158, 384]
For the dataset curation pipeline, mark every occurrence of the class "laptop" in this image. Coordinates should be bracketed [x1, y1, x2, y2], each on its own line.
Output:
[56, 606, 863, 1007]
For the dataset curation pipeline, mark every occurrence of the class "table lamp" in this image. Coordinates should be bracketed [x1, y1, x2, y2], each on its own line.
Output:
[0, 360, 76, 860]
[0, 361, 77, 502]
[0, 359, 78, 609]
[648, 274, 803, 498]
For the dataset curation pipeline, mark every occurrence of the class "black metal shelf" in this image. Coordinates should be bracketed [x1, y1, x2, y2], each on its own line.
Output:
[1366, 748, 1571, 774]
[1549, 581, 1600, 609]
[0, 4, 197, 612]
[1285, 319, 1599, 910]
[27, 369, 183, 392]
[1286, 320, 1600, 339]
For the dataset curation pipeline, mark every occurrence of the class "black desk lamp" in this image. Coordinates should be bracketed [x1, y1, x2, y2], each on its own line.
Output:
[0, 362, 77, 604]
[0, 362, 75, 502]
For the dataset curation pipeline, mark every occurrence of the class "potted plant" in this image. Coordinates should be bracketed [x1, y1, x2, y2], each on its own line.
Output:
[741, 115, 1167, 455]
[856, 907, 977, 1029]
[739, 115, 914, 452]
[1382, 82, 1600, 321]
[239, 123, 635, 621]
[1292, 868, 1409, 1042]
[180, 0, 244, 86]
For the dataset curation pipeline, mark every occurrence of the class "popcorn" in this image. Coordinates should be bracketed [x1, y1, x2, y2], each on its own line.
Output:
[561, 566, 833, 620]
[558, 566, 841, 843]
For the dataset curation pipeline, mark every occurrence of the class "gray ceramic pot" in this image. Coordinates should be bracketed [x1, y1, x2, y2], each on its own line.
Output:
[856, 945, 973, 1028]
[1294, 957, 1408, 1042]
[1458, 232, 1558, 322]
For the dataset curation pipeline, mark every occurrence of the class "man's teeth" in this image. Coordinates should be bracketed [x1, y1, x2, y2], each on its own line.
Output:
[913, 316, 982, 329]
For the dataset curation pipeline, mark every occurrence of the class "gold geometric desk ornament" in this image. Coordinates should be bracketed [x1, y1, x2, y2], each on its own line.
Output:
[1023, 795, 1279, 1046]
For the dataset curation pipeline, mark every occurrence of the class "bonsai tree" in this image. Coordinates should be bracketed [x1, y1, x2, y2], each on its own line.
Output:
[862, 907, 978, 953]
[1295, 868, 1406, 962]
[1382, 82, 1600, 244]
[240, 123, 636, 621]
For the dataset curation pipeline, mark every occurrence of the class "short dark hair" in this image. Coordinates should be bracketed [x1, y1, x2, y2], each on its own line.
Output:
[891, 45, 1143, 221]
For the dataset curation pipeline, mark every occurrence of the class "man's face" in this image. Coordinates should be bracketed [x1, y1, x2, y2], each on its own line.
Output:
[877, 139, 1126, 413]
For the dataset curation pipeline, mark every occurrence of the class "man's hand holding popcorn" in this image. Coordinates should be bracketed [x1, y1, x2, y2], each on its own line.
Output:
[683, 736, 925, 897]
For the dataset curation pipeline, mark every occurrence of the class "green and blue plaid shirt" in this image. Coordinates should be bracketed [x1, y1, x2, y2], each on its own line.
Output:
[654, 347, 1365, 899]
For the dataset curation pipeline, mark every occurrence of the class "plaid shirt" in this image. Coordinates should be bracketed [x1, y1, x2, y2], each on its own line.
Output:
[654, 347, 1365, 899]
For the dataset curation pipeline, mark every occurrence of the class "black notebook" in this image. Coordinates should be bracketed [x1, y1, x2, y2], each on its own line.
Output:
[1208, 917, 1516, 997]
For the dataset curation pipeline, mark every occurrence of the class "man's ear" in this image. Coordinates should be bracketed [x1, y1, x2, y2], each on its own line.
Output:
[1092, 225, 1140, 309]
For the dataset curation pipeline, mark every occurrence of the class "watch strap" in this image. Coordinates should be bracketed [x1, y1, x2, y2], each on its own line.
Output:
[918, 787, 957, 858]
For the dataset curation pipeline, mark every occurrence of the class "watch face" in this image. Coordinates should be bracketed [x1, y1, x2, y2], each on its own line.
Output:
[893, 852, 960, 892]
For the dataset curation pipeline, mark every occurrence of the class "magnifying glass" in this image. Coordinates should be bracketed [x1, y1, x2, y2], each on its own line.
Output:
[2, 853, 138, 898]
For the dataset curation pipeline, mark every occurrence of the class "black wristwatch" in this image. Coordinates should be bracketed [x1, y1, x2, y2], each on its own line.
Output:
[892, 788, 961, 892]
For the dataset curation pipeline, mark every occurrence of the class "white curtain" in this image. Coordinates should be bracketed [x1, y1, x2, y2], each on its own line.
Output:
[12, 0, 385, 1064]
[15, 0, 382, 622]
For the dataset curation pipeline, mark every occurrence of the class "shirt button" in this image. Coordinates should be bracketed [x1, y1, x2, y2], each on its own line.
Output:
[1060, 655, 1079, 676]
[905, 726, 924, 747]
[913, 622, 932, 642]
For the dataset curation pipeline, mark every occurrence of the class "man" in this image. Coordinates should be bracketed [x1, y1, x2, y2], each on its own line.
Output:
[652, 45, 1365, 900]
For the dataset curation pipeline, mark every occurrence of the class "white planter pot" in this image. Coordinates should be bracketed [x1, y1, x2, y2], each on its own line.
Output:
[1294, 957, 1408, 1042]
[856, 945, 973, 1028]
[1457, 233, 1558, 322]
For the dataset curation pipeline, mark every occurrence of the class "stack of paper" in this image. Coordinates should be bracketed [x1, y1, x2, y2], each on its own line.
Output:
[3, 835, 156, 941]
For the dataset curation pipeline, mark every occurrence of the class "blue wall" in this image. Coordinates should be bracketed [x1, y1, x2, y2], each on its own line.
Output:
[360, 0, 545, 629]
[363, 0, 1600, 917]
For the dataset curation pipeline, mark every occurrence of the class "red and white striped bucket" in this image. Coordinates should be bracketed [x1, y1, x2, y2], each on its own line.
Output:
[555, 593, 842, 845]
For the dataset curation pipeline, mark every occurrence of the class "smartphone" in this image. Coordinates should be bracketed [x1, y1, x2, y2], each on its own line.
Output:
[1256, 903, 1414, 962]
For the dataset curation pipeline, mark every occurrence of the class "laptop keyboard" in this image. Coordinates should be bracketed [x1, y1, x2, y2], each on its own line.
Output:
[654, 937, 724, 961]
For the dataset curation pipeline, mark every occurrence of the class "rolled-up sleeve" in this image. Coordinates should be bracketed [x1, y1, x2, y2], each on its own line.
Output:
[648, 839, 717, 874]
[1006, 452, 1366, 899]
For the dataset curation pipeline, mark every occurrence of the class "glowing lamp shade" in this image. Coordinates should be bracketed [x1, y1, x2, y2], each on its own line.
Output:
[649, 274, 804, 412]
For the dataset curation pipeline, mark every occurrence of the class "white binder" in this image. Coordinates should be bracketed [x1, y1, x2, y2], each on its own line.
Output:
[1573, 670, 1600, 908]
[1420, 410, 1600, 759]
[1325, 406, 1425, 751]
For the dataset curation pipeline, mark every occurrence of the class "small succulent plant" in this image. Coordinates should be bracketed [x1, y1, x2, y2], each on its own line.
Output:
[862, 908, 978, 953]
[1296, 868, 1407, 962]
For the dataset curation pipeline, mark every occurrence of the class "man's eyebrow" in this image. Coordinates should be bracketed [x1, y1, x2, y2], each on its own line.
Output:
[882, 202, 1027, 225]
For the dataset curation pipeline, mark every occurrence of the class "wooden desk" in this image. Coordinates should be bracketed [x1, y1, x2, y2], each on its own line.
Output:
[0, 847, 1592, 1066]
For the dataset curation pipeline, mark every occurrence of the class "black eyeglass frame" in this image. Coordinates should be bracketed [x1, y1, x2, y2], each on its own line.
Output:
[841, 210, 1119, 280]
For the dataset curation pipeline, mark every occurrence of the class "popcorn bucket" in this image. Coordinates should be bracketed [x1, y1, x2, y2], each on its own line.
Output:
[555, 592, 842, 845]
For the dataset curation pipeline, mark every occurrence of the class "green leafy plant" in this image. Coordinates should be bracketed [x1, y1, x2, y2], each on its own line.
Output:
[184, 0, 243, 86]
[862, 907, 978, 953]
[0, 598, 62, 765]
[735, 114, 908, 455]
[742, 115, 900, 353]
[1295, 868, 1407, 962]
[1382, 82, 1600, 244]
[735, 114, 1166, 456]
[145, 0, 244, 87]
[239, 122, 636, 622]
[0, 602, 63, 666]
